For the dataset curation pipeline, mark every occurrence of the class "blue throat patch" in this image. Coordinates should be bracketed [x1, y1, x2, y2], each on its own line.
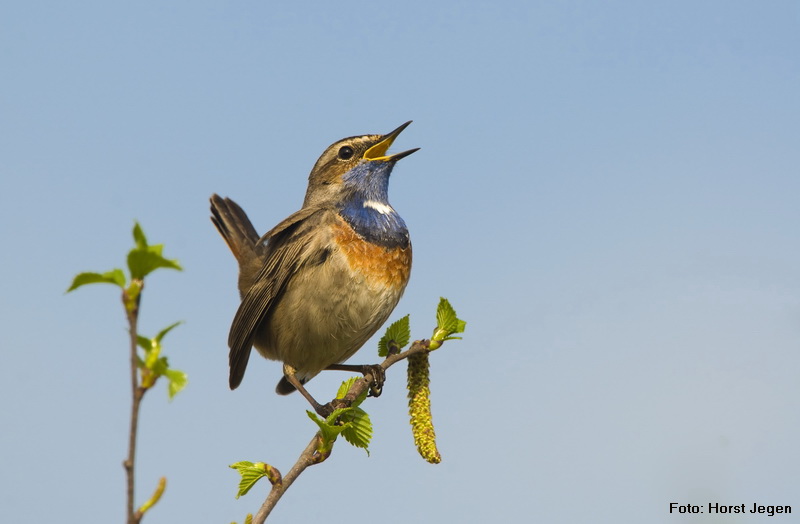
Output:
[338, 161, 409, 249]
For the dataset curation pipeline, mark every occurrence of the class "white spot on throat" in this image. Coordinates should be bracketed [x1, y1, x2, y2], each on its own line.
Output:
[363, 200, 394, 215]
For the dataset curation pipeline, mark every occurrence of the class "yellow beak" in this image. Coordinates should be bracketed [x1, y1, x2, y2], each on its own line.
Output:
[363, 121, 419, 162]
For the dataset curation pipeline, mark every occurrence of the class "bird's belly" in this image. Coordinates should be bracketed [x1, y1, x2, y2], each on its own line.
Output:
[254, 234, 411, 378]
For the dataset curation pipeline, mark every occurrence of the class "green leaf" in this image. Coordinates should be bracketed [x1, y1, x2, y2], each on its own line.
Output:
[150, 355, 169, 375]
[66, 269, 126, 292]
[136, 334, 154, 352]
[336, 377, 358, 400]
[435, 298, 464, 334]
[430, 298, 467, 349]
[132, 221, 148, 249]
[335, 377, 367, 408]
[126, 223, 182, 279]
[127, 246, 182, 280]
[164, 368, 188, 399]
[307, 397, 373, 454]
[307, 410, 345, 453]
[339, 406, 372, 452]
[136, 322, 186, 396]
[154, 321, 183, 343]
[378, 315, 410, 357]
[229, 461, 268, 499]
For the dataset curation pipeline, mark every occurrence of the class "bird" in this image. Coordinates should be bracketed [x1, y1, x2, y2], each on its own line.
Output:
[210, 121, 418, 416]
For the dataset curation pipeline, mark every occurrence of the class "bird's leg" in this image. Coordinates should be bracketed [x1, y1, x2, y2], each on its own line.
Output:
[282, 364, 347, 418]
[325, 363, 386, 397]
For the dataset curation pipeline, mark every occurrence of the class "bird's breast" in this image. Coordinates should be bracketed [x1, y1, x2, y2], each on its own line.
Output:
[331, 216, 412, 291]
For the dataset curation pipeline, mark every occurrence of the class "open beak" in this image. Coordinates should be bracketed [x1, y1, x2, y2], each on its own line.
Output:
[363, 121, 420, 162]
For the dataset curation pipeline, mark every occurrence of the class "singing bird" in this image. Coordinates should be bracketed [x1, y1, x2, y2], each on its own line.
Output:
[210, 122, 417, 415]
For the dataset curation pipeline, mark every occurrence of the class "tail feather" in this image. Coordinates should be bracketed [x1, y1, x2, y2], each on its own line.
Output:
[275, 376, 297, 395]
[209, 194, 262, 263]
[275, 370, 321, 395]
[210, 193, 264, 390]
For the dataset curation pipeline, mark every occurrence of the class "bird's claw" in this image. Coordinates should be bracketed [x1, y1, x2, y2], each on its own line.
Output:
[365, 364, 385, 397]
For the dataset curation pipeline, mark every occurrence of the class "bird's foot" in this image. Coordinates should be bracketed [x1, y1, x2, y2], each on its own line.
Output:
[325, 363, 386, 397]
[315, 398, 351, 419]
[363, 364, 385, 397]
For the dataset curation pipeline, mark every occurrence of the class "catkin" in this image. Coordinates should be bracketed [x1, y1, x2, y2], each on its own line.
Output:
[407, 351, 441, 464]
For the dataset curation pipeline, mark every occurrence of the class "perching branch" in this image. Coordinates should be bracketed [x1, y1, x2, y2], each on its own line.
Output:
[230, 299, 465, 524]
[251, 339, 432, 523]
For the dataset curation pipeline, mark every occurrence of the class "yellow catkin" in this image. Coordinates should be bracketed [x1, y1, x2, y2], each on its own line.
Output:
[407, 351, 441, 464]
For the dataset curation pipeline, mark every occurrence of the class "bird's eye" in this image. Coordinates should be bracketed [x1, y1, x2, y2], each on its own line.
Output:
[338, 146, 355, 160]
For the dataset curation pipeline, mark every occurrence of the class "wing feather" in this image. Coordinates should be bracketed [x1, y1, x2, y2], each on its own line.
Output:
[227, 205, 332, 388]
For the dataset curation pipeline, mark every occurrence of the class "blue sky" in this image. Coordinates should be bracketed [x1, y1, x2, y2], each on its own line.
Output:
[2, 2, 799, 522]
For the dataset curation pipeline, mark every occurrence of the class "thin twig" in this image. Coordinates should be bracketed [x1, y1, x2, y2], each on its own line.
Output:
[251, 339, 431, 523]
[123, 285, 144, 524]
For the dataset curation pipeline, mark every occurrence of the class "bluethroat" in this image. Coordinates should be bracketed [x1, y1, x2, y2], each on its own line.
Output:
[210, 121, 417, 416]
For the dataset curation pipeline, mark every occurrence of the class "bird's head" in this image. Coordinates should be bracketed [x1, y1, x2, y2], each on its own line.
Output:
[303, 121, 419, 207]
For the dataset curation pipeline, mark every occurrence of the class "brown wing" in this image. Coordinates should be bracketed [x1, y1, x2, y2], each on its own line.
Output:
[227, 205, 333, 389]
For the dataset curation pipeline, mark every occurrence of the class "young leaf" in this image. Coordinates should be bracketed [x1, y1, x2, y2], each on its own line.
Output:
[435, 298, 463, 334]
[144, 342, 163, 370]
[378, 315, 410, 357]
[339, 406, 373, 452]
[125, 223, 182, 279]
[136, 334, 154, 352]
[430, 298, 466, 349]
[154, 321, 183, 343]
[137, 476, 166, 516]
[307, 411, 345, 454]
[311, 383, 374, 453]
[132, 221, 149, 248]
[66, 269, 126, 292]
[127, 246, 182, 280]
[229, 461, 269, 499]
[335, 377, 368, 408]
[164, 368, 188, 399]
[336, 377, 359, 399]
[136, 322, 186, 397]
